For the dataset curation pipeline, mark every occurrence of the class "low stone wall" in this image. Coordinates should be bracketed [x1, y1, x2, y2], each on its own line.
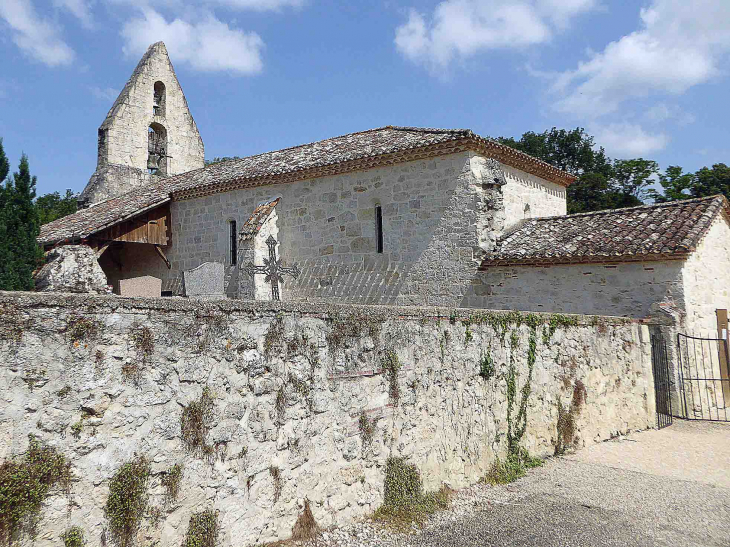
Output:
[0, 293, 656, 547]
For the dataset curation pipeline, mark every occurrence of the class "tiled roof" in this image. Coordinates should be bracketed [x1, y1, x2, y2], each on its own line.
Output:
[481, 195, 729, 267]
[39, 126, 576, 245]
[39, 181, 171, 244]
[240, 197, 279, 241]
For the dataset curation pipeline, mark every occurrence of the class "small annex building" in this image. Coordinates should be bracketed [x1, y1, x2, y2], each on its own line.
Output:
[38, 41, 730, 337]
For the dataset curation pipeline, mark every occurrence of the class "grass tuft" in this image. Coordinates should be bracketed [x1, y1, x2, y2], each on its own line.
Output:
[104, 455, 150, 547]
[372, 457, 452, 530]
[0, 436, 72, 546]
[182, 509, 219, 547]
[291, 499, 319, 541]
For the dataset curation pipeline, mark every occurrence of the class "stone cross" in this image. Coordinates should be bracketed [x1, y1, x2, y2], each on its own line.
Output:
[242, 235, 300, 301]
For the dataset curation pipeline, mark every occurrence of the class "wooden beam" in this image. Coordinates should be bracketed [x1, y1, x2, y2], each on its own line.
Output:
[96, 242, 111, 259]
[155, 245, 171, 269]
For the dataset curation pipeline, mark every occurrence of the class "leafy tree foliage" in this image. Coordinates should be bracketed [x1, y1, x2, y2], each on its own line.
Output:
[651, 163, 730, 203]
[692, 164, 730, 199]
[36, 189, 77, 225]
[497, 127, 653, 213]
[204, 156, 241, 166]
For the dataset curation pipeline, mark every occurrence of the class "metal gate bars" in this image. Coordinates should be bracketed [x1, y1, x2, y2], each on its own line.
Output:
[677, 333, 730, 422]
[651, 334, 673, 429]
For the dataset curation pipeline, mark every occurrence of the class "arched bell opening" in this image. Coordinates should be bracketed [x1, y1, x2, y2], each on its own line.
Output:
[147, 123, 167, 175]
[153, 81, 166, 117]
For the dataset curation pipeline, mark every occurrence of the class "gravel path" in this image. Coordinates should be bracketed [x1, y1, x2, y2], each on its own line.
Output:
[296, 422, 730, 547]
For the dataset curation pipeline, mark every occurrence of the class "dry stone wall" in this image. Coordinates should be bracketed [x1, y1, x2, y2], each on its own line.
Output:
[0, 293, 656, 547]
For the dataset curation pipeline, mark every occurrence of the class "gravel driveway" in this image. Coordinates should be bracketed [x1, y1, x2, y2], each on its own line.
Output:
[303, 421, 730, 547]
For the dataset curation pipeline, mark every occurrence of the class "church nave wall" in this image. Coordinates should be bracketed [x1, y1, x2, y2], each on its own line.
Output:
[169, 152, 499, 306]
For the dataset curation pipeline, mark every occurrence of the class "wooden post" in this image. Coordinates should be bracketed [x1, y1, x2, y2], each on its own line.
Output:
[715, 309, 730, 403]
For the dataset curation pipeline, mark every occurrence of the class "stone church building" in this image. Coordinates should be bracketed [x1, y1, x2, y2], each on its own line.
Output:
[39, 42, 730, 335]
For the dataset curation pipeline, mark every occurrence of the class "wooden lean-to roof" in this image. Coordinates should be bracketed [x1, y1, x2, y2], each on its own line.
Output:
[39, 126, 576, 245]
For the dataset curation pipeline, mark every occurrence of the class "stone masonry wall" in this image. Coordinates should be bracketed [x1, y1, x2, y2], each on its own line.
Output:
[127, 151, 566, 305]
[0, 293, 656, 547]
[82, 42, 204, 204]
[502, 165, 567, 229]
[472, 260, 686, 317]
[681, 215, 730, 334]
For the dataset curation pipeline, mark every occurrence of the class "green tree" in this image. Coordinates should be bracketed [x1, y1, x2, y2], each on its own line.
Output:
[650, 166, 695, 203]
[692, 163, 730, 199]
[497, 127, 661, 213]
[36, 189, 78, 225]
[610, 158, 658, 204]
[498, 127, 612, 178]
[0, 138, 9, 183]
[0, 141, 11, 291]
[0, 154, 43, 290]
[204, 156, 241, 166]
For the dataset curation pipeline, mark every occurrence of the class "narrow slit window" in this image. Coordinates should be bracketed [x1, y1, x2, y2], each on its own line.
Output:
[375, 205, 383, 253]
[229, 220, 237, 265]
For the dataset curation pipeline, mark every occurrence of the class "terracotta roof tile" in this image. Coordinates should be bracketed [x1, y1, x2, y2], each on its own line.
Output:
[240, 197, 279, 241]
[481, 195, 729, 267]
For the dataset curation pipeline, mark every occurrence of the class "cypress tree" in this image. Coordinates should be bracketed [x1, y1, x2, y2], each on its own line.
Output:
[0, 153, 43, 290]
[0, 140, 12, 289]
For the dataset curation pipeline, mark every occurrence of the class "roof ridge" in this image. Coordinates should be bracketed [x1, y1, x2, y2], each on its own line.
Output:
[201, 126, 468, 168]
[195, 126, 398, 170]
[162, 125, 475, 190]
[387, 126, 472, 135]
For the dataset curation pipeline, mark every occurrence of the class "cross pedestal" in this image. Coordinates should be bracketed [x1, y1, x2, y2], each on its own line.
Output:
[242, 235, 300, 301]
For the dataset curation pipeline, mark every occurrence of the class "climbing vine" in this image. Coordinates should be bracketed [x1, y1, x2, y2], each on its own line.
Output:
[358, 412, 376, 447]
[505, 327, 538, 458]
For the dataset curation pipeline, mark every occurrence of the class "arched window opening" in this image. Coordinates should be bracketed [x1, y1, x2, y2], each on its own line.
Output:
[375, 205, 383, 253]
[229, 219, 238, 265]
[147, 123, 167, 175]
[153, 81, 166, 117]
[524, 203, 532, 219]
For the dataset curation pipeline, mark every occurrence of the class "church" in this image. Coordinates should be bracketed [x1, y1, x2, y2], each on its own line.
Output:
[39, 42, 730, 335]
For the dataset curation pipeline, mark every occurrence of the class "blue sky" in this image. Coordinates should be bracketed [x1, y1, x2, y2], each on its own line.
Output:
[0, 0, 729, 196]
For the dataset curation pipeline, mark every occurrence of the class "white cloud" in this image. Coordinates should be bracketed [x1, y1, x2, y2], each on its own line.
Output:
[109, 0, 305, 11]
[121, 8, 264, 74]
[644, 103, 696, 126]
[90, 86, 119, 102]
[592, 123, 669, 157]
[0, 0, 75, 66]
[53, 0, 94, 27]
[553, 0, 730, 119]
[394, 0, 598, 71]
[211, 0, 306, 11]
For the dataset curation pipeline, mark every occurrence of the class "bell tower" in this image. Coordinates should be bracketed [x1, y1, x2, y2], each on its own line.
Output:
[79, 42, 204, 206]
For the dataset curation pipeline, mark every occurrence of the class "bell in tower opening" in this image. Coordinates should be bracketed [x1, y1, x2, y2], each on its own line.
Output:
[147, 123, 167, 175]
[78, 42, 204, 206]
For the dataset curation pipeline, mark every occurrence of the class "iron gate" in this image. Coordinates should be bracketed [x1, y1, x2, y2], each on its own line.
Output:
[677, 333, 730, 422]
[650, 334, 673, 429]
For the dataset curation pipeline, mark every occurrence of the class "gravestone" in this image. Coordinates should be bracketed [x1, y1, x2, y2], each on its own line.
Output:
[119, 276, 162, 298]
[184, 262, 225, 298]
